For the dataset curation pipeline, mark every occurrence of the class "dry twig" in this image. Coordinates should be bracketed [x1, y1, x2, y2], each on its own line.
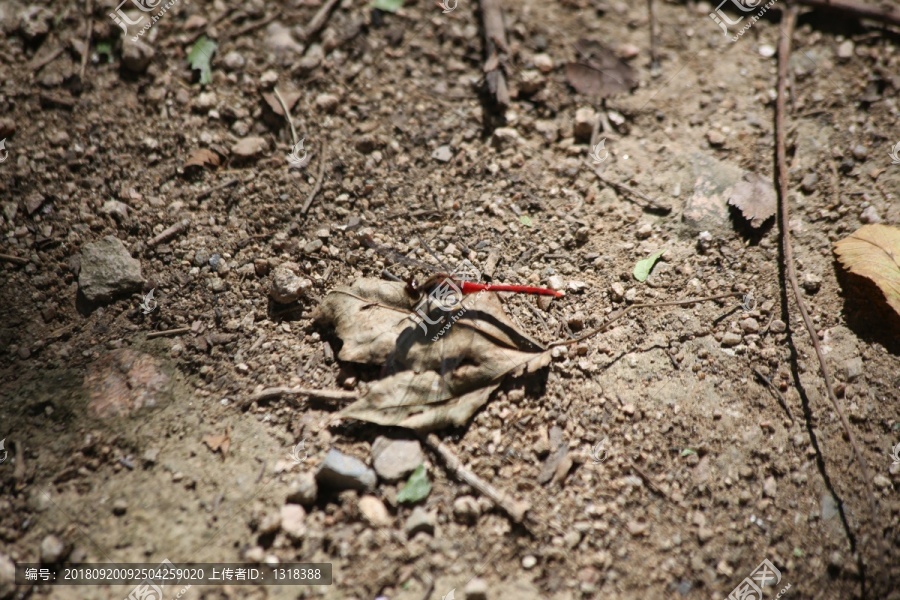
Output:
[301, 143, 328, 214]
[79, 0, 93, 82]
[146, 327, 191, 339]
[422, 433, 531, 524]
[753, 367, 794, 422]
[273, 87, 299, 147]
[243, 386, 358, 407]
[795, 0, 900, 26]
[774, 6, 877, 521]
[147, 218, 191, 248]
[299, 0, 341, 43]
[479, 0, 510, 108]
[0, 253, 29, 265]
[592, 169, 671, 214]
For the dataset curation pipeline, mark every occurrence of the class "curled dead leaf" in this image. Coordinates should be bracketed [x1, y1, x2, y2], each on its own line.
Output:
[202, 427, 231, 457]
[833, 224, 900, 318]
[727, 171, 776, 228]
[314, 279, 552, 431]
[184, 148, 222, 171]
[565, 39, 637, 97]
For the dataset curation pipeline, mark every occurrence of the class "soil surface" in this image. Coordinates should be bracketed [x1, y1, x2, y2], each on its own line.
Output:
[1, 0, 900, 599]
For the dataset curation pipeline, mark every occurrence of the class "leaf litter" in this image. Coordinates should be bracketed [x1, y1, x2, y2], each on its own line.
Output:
[727, 171, 777, 228]
[313, 278, 553, 431]
[833, 223, 900, 318]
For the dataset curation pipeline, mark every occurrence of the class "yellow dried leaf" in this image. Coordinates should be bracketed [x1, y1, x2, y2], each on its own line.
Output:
[833, 224, 900, 317]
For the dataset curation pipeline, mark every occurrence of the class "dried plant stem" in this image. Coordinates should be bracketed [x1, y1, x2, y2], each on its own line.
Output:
[0, 253, 29, 265]
[79, 0, 93, 82]
[243, 386, 358, 407]
[592, 169, 671, 214]
[146, 327, 191, 339]
[423, 433, 530, 524]
[273, 87, 299, 147]
[480, 0, 510, 108]
[147, 218, 190, 248]
[795, 0, 900, 26]
[299, 0, 341, 42]
[549, 292, 741, 347]
[774, 6, 877, 522]
[753, 367, 794, 422]
[301, 143, 328, 214]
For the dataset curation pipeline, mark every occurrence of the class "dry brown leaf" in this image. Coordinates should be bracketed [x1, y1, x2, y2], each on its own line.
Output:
[565, 39, 637, 97]
[202, 428, 231, 457]
[184, 148, 221, 170]
[727, 171, 776, 228]
[833, 224, 900, 317]
[262, 90, 301, 117]
[314, 278, 553, 431]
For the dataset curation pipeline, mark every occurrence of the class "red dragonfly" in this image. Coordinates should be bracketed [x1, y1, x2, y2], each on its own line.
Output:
[358, 232, 563, 301]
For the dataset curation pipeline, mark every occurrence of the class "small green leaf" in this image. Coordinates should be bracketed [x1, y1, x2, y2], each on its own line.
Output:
[396, 464, 431, 504]
[633, 249, 666, 282]
[188, 36, 217, 85]
[793, 547, 803, 558]
[96, 41, 114, 63]
[519, 215, 533, 227]
[371, 0, 404, 12]
[681, 448, 696, 457]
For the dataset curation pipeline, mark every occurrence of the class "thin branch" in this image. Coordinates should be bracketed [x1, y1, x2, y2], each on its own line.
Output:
[146, 327, 191, 339]
[298, 0, 341, 43]
[592, 168, 672, 214]
[0, 254, 29, 265]
[243, 386, 358, 407]
[79, 0, 93, 82]
[147, 218, 190, 248]
[480, 0, 510, 108]
[647, 0, 659, 70]
[273, 87, 299, 147]
[795, 0, 900, 26]
[549, 292, 741, 347]
[301, 143, 328, 214]
[753, 367, 794, 422]
[422, 433, 531, 524]
[774, 6, 877, 522]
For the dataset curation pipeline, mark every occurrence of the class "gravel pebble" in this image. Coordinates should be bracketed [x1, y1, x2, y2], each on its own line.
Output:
[286, 472, 318, 506]
[40, 535, 66, 564]
[465, 577, 489, 600]
[452, 495, 480, 524]
[358, 495, 392, 527]
[316, 449, 376, 492]
[371, 437, 423, 482]
[522, 555, 537, 569]
[404, 506, 436, 536]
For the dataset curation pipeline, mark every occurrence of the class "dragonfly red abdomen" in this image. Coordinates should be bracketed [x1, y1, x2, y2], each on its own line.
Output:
[459, 281, 563, 297]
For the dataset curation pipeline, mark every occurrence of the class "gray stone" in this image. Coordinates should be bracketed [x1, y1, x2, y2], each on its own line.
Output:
[315, 93, 340, 113]
[821, 494, 838, 520]
[770, 319, 787, 334]
[316, 449, 376, 491]
[371, 437, 423, 482]
[100, 200, 129, 221]
[78, 236, 143, 304]
[722, 332, 742, 347]
[40, 535, 66, 563]
[740, 318, 760, 334]
[286, 471, 318, 506]
[270, 263, 312, 304]
[873, 474, 891, 489]
[682, 153, 744, 233]
[845, 357, 863, 381]
[573, 107, 596, 142]
[491, 127, 523, 149]
[800, 172, 819, 193]
[610, 282, 625, 302]
[802, 273, 822, 293]
[404, 506, 435, 536]
[432, 145, 453, 163]
[465, 577, 489, 600]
